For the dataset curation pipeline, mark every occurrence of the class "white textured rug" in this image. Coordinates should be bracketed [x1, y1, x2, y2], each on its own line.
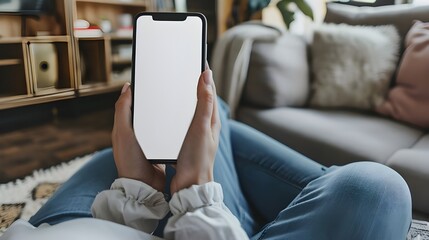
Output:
[0, 153, 428, 239]
[0, 153, 94, 235]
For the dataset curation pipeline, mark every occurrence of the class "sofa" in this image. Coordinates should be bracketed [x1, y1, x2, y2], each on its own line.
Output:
[212, 3, 429, 219]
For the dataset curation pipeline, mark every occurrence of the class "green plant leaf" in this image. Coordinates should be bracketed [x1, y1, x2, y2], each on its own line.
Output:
[276, 0, 295, 29]
[294, 0, 314, 20]
[276, 0, 314, 29]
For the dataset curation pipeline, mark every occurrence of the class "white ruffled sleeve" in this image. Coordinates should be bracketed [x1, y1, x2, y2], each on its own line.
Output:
[91, 178, 169, 234]
[164, 182, 249, 240]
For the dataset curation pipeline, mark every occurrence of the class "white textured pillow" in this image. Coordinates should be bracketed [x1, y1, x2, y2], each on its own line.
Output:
[310, 23, 400, 110]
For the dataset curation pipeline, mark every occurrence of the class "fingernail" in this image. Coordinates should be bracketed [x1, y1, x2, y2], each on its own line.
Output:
[121, 82, 130, 94]
[203, 70, 211, 85]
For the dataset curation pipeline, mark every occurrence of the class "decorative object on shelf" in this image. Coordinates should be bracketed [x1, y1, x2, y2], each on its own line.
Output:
[28, 43, 59, 91]
[73, 19, 103, 38]
[100, 18, 112, 33]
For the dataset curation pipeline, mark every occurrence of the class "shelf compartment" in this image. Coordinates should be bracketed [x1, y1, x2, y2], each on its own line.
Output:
[27, 41, 74, 96]
[0, 64, 29, 100]
[25, 0, 70, 37]
[0, 43, 24, 60]
[78, 39, 109, 86]
[0, 1, 70, 38]
[0, 43, 29, 102]
[111, 41, 132, 64]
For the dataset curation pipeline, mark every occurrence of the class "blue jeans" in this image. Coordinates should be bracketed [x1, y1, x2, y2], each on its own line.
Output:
[29, 101, 412, 240]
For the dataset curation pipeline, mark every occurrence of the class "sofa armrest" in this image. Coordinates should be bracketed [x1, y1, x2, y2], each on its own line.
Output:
[242, 31, 310, 109]
[211, 22, 282, 118]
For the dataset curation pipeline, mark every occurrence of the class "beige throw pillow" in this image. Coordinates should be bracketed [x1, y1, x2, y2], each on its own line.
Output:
[310, 23, 400, 110]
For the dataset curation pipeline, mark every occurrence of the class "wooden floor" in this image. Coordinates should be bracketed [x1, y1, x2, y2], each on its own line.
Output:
[0, 108, 114, 183]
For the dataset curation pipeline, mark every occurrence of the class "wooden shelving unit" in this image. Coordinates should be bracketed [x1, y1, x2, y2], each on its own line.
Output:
[0, 0, 76, 110]
[0, 0, 153, 110]
[0, 0, 228, 111]
[71, 0, 151, 96]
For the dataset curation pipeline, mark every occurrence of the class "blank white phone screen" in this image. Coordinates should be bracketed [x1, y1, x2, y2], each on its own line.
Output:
[133, 15, 203, 160]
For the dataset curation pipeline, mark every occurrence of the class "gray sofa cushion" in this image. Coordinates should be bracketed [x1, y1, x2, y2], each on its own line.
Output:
[237, 107, 424, 166]
[242, 32, 309, 108]
[325, 3, 429, 41]
[387, 135, 429, 214]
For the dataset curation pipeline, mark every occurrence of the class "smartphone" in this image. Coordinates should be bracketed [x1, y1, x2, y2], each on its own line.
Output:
[132, 12, 207, 163]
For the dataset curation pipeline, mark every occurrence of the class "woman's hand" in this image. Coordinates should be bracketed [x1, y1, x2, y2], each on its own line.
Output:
[170, 69, 221, 194]
[112, 83, 166, 192]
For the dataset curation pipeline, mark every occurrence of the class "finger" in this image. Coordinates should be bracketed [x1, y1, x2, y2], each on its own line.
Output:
[193, 70, 214, 127]
[203, 64, 220, 135]
[211, 80, 221, 140]
[205, 60, 209, 70]
[114, 83, 132, 131]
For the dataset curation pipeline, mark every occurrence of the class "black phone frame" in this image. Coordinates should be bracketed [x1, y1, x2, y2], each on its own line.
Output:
[131, 12, 207, 164]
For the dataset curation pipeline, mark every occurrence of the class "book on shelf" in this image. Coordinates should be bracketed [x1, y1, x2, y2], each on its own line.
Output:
[74, 26, 103, 38]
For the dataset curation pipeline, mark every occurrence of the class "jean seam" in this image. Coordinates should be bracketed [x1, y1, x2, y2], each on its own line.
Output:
[31, 210, 92, 225]
[257, 217, 278, 240]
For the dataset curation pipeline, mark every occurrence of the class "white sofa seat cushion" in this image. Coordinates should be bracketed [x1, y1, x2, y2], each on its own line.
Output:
[237, 107, 424, 166]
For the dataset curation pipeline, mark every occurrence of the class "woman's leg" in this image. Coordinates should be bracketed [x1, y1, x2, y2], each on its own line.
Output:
[29, 148, 117, 226]
[230, 120, 411, 239]
[211, 103, 259, 235]
[252, 161, 412, 240]
[230, 120, 327, 226]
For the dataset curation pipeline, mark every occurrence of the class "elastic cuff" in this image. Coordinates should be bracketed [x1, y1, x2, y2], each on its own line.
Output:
[111, 178, 167, 207]
[169, 182, 224, 215]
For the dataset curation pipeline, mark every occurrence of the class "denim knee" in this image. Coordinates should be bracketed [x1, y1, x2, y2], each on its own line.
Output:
[250, 162, 412, 240]
[321, 162, 412, 239]
[327, 162, 411, 212]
